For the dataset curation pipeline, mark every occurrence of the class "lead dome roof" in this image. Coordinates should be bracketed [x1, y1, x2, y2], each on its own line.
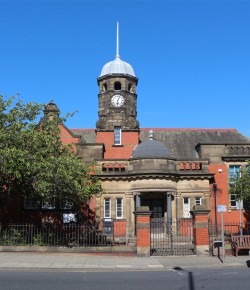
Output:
[100, 55, 136, 77]
[131, 131, 172, 159]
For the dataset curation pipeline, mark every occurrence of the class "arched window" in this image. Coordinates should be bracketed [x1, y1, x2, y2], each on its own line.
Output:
[128, 83, 132, 92]
[102, 83, 107, 92]
[114, 81, 121, 90]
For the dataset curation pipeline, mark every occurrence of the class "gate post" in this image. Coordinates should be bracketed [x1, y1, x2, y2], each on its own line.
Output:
[190, 205, 210, 255]
[134, 206, 152, 256]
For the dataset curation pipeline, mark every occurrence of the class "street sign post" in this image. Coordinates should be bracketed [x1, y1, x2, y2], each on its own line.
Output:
[217, 205, 226, 263]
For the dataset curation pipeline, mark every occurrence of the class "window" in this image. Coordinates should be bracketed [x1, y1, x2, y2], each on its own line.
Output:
[183, 197, 190, 218]
[116, 198, 123, 219]
[102, 83, 107, 92]
[24, 197, 39, 209]
[114, 127, 121, 145]
[229, 189, 244, 209]
[42, 199, 55, 209]
[128, 83, 132, 92]
[60, 199, 73, 210]
[229, 165, 241, 208]
[245, 164, 250, 177]
[195, 197, 202, 206]
[114, 81, 121, 90]
[229, 165, 241, 184]
[230, 194, 237, 208]
[104, 199, 111, 218]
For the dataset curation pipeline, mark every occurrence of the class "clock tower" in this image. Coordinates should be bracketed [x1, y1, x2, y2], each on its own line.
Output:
[96, 23, 139, 131]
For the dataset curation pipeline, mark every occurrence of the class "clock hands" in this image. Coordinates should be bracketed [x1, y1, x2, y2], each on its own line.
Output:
[116, 96, 121, 105]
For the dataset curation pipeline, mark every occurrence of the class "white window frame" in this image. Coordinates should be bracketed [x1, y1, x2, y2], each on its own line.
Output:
[195, 197, 202, 206]
[104, 198, 111, 218]
[229, 165, 241, 184]
[229, 165, 242, 208]
[116, 198, 123, 219]
[230, 194, 237, 208]
[114, 127, 121, 145]
[183, 197, 190, 218]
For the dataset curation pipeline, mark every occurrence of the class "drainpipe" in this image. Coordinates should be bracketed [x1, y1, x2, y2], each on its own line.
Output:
[213, 183, 218, 237]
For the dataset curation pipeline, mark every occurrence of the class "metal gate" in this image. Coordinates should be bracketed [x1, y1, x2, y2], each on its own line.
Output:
[150, 218, 195, 256]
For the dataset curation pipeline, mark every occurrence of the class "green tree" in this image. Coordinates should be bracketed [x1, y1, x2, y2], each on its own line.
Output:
[0, 95, 101, 207]
[230, 163, 250, 207]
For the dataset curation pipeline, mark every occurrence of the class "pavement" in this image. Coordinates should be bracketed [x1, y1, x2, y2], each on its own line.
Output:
[0, 252, 250, 271]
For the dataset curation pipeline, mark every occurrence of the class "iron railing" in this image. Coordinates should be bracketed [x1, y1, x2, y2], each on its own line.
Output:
[209, 221, 250, 239]
[208, 221, 250, 255]
[0, 222, 135, 247]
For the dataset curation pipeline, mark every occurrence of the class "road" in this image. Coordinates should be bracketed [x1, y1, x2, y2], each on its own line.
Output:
[0, 267, 249, 290]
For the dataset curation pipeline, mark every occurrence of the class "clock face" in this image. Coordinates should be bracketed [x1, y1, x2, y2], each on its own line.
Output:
[111, 94, 125, 107]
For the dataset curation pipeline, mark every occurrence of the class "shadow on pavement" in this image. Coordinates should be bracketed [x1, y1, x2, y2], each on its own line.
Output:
[173, 267, 195, 290]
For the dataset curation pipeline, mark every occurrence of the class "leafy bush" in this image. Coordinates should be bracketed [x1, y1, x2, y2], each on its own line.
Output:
[0, 229, 26, 245]
[33, 233, 46, 246]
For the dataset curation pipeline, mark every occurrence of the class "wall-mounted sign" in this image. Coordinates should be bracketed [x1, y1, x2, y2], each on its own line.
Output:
[217, 205, 226, 213]
[63, 213, 77, 223]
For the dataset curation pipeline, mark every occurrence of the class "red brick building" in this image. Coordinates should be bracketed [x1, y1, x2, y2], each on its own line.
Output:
[64, 43, 250, 240]
[2, 31, 250, 241]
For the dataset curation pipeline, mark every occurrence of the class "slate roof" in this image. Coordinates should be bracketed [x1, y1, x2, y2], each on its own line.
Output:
[70, 128, 250, 160]
[140, 129, 250, 159]
[71, 129, 96, 143]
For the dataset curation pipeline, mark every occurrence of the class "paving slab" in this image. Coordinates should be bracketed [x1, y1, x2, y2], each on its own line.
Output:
[0, 252, 249, 271]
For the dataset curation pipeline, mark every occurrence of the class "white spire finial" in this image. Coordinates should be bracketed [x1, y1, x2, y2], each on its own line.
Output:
[116, 22, 120, 58]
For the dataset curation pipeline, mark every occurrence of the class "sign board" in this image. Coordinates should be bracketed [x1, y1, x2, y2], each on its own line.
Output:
[102, 218, 114, 236]
[63, 213, 77, 223]
[217, 205, 226, 213]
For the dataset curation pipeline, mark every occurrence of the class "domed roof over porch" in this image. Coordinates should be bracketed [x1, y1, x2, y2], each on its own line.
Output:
[131, 130, 172, 159]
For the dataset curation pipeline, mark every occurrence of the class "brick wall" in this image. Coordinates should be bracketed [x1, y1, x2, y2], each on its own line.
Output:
[191, 208, 210, 254]
[134, 208, 152, 256]
[136, 215, 151, 248]
[96, 131, 139, 159]
[209, 163, 246, 224]
[59, 124, 79, 146]
[193, 228, 209, 246]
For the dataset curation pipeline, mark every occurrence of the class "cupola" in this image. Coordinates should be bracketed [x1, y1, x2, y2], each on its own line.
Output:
[99, 22, 136, 78]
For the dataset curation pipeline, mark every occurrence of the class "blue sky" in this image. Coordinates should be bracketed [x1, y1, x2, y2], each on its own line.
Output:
[1, 0, 250, 137]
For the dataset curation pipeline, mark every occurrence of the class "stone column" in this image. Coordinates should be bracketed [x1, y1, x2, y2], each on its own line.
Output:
[134, 206, 152, 256]
[95, 193, 102, 223]
[125, 193, 135, 241]
[203, 190, 210, 209]
[175, 191, 181, 220]
[136, 193, 141, 208]
[190, 205, 210, 255]
[166, 192, 172, 223]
